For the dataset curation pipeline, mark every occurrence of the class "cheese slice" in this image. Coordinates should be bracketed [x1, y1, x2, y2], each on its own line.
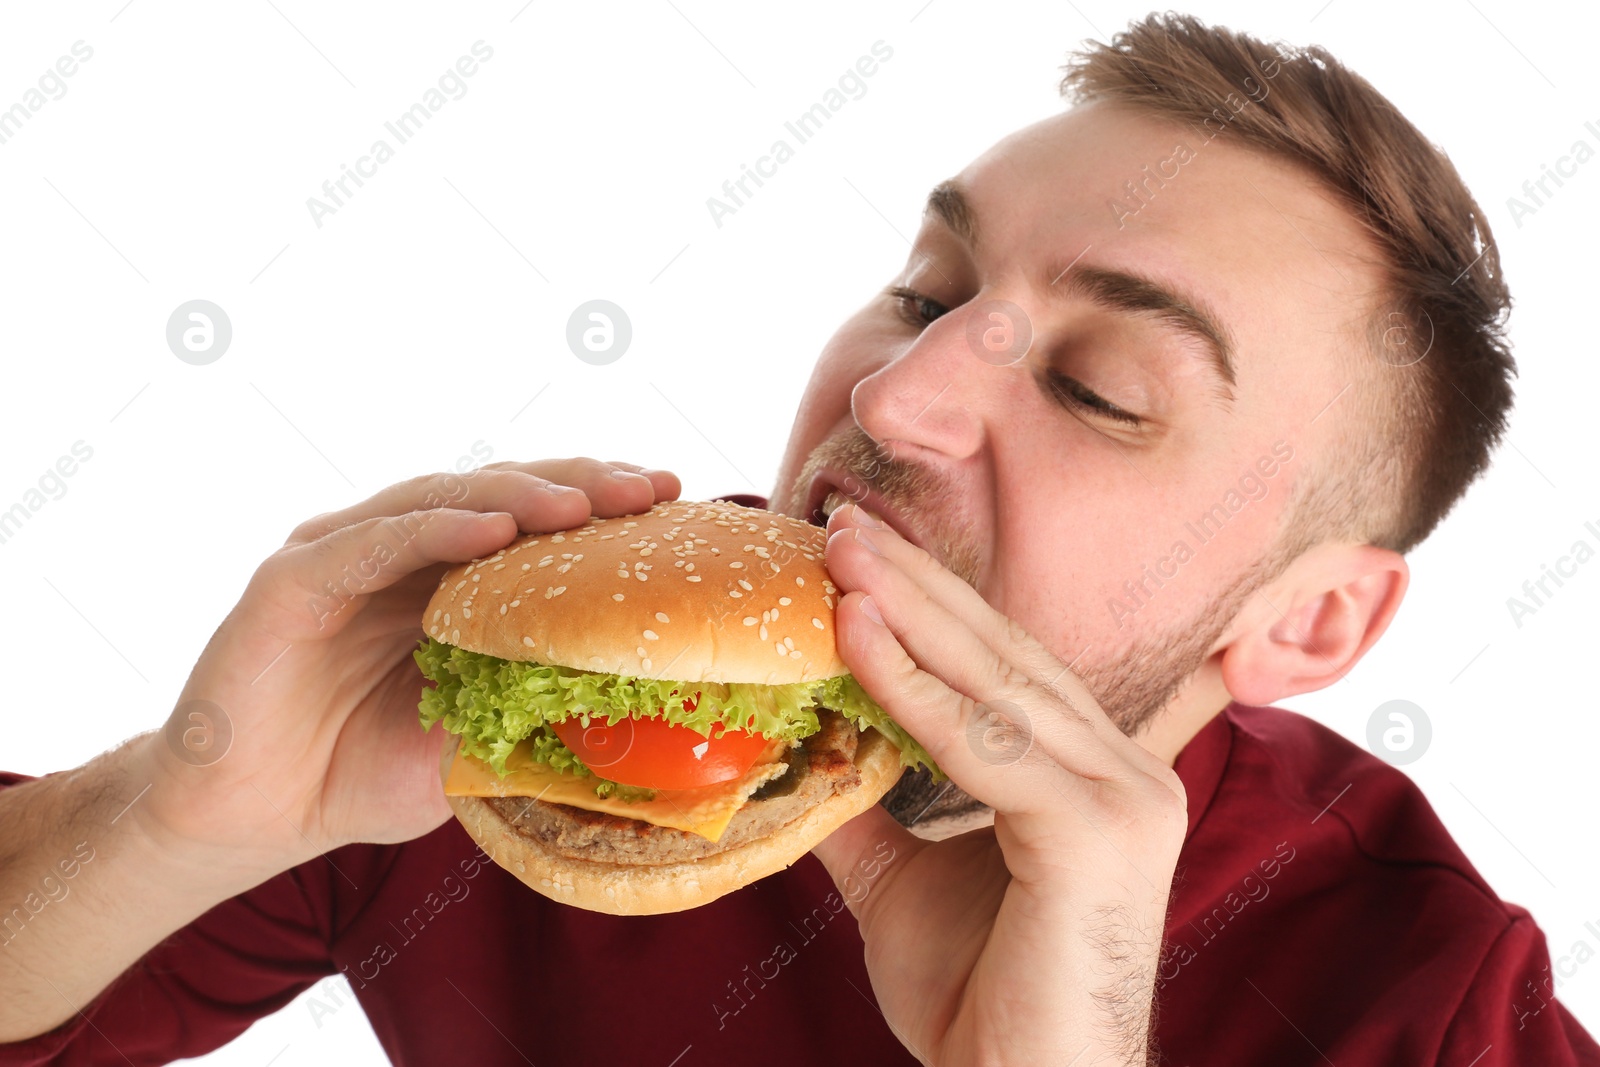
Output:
[444, 736, 792, 843]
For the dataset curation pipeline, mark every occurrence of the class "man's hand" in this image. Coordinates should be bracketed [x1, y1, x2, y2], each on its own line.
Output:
[138, 458, 681, 866]
[0, 457, 678, 1041]
[812, 504, 1188, 1066]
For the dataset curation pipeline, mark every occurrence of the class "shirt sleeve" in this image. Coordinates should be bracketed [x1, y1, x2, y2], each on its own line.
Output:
[0, 772, 339, 1066]
[1437, 911, 1600, 1066]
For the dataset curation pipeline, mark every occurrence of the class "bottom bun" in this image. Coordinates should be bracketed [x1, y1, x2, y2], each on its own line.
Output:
[443, 727, 906, 915]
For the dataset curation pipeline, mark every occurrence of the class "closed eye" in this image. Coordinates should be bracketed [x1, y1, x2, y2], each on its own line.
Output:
[1046, 370, 1141, 426]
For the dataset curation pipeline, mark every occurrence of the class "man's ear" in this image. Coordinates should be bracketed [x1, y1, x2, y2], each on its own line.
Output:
[1218, 543, 1409, 707]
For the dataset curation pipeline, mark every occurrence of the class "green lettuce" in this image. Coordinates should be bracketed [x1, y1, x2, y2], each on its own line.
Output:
[412, 637, 943, 784]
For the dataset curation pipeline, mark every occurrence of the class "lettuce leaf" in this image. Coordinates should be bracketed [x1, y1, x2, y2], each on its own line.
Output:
[412, 637, 942, 782]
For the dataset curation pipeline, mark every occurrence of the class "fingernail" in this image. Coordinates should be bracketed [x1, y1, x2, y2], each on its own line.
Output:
[854, 528, 882, 555]
[852, 504, 886, 530]
[860, 595, 885, 625]
[480, 511, 514, 523]
[545, 483, 581, 494]
[610, 468, 644, 480]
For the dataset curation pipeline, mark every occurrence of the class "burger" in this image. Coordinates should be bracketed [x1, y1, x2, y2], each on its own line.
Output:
[411, 499, 940, 915]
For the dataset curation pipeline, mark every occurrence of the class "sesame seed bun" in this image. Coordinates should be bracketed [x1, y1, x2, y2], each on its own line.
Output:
[422, 500, 847, 684]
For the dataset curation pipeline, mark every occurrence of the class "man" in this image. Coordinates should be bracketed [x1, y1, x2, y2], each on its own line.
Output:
[1, 12, 1593, 1065]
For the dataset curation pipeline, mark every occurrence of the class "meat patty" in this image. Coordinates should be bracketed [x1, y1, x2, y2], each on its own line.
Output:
[487, 709, 863, 866]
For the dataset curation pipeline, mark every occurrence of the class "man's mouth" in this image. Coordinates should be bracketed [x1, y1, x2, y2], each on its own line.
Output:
[802, 474, 935, 559]
[806, 488, 854, 528]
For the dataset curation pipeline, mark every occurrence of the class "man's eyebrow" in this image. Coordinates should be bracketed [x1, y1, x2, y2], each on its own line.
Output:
[923, 179, 1238, 394]
[1051, 264, 1237, 390]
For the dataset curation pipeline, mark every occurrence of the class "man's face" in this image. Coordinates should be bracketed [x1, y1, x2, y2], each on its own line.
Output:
[770, 100, 1385, 735]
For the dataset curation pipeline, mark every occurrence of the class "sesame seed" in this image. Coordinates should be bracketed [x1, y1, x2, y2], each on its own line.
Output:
[455, 580, 467, 591]
[790, 649, 803, 659]
[443, 613, 451, 625]
[796, 577, 805, 586]
[472, 574, 481, 582]
[613, 593, 626, 601]
[743, 617, 757, 626]
[452, 628, 460, 642]
[553, 586, 567, 596]
[655, 612, 670, 623]
[636, 572, 648, 581]
[779, 597, 792, 606]
[539, 559, 555, 568]
[462, 607, 472, 618]
[759, 625, 768, 640]
[729, 589, 742, 598]
[774, 642, 786, 655]
[551, 534, 566, 543]
[557, 563, 572, 574]
[730, 561, 745, 570]
[500, 605, 508, 615]
[738, 579, 752, 591]
[522, 563, 532, 571]
[433, 609, 442, 621]
[784, 637, 795, 650]
[510, 600, 521, 607]
[813, 617, 824, 629]
[642, 658, 652, 672]
[636, 646, 647, 657]
[493, 563, 506, 571]
[686, 575, 702, 582]
[561, 553, 573, 560]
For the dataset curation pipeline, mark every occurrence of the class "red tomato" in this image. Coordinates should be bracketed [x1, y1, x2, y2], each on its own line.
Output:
[550, 693, 771, 790]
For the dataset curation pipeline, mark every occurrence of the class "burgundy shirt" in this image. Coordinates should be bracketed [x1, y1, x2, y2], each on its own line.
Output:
[4, 702, 1598, 1065]
[3, 496, 1596, 1064]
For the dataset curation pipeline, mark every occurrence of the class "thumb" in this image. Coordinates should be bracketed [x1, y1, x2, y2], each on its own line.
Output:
[810, 803, 921, 920]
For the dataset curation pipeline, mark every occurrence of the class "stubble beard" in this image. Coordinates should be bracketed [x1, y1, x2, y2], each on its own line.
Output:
[781, 426, 1294, 833]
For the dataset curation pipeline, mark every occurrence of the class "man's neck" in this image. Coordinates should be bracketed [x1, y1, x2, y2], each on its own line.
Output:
[1136, 663, 1234, 767]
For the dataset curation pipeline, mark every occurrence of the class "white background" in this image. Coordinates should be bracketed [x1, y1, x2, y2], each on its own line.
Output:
[1, 1, 1595, 1062]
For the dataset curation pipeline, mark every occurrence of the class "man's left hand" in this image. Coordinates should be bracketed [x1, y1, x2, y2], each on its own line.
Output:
[812, 503, 1189, 1066]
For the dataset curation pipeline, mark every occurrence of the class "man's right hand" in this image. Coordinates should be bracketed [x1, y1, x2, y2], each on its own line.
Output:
[136, 458, 681, 873]
[0, 457, 679, 1042]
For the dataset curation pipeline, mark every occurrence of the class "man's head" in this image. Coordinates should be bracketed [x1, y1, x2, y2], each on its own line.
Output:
[769, 14, 1514, 755]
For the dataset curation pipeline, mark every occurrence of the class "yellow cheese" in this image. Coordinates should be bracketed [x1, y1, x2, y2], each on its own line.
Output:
[444, 737, 791, 843]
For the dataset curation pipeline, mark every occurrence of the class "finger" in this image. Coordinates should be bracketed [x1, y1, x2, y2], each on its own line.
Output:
[477, 457, 681, 516]
[286, 469, 590, 546]
[809, 804, 919, 921]
[826, 504, 1132, 758]
[250, 509, 521, 641]
[832, 585, 1065, 817]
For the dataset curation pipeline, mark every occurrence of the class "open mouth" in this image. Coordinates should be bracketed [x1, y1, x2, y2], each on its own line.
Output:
[804, 483, 855, 528]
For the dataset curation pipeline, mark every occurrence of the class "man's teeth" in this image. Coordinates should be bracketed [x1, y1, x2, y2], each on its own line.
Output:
[821, 490, 852, 520]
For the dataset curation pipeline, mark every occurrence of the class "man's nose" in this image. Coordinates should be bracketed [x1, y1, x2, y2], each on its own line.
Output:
[850, 296, 1034, 463]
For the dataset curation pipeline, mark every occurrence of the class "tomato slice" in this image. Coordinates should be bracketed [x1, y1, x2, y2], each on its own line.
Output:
[550, 693, 771, 790]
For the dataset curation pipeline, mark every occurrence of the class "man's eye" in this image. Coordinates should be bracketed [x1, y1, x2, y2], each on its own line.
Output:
[1047, 370, 1141, 426]
[885, 285, 949, 328]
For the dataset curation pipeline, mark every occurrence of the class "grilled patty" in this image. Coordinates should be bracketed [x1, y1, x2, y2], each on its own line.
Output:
[486, 709, 864, 866]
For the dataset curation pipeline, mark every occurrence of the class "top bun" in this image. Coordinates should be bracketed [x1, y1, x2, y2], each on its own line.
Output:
[422, 500, 848, 684]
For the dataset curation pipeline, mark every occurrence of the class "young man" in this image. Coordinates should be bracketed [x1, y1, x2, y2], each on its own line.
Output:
[2, 14, 1593, 1065]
